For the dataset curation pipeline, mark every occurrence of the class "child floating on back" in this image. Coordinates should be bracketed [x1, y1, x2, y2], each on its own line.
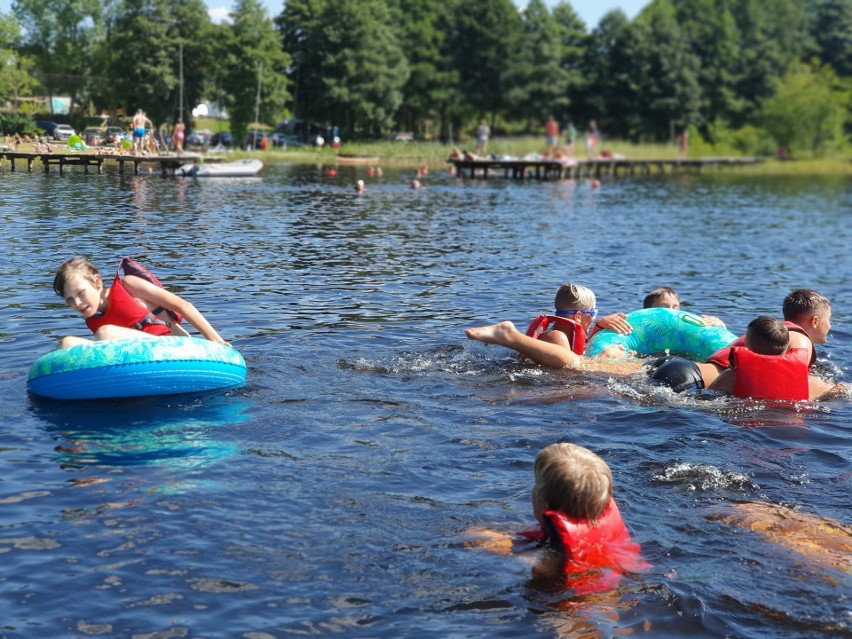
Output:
[466, 442, 649, 595]
[53, 256, 230, 349]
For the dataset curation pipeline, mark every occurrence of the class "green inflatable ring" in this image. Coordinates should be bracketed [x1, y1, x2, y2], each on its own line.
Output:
[585, 307, 737, 361]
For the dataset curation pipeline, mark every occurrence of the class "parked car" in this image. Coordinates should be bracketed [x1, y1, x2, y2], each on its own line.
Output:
[209, 132, 233, 149]
[103, 126, 126, 144]
[36, 120, 58, 137]
[185, 131, 208, 148]
[53, 124, 76, 141]
[243, 131, 268, 149]
[268, 131, 290, 147]
[82, 127, 104, 146]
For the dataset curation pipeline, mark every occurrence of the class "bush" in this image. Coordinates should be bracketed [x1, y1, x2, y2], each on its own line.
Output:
[0, 112, 37, 137]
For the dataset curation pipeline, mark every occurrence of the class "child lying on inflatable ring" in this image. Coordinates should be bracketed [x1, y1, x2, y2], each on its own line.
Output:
[464, 442, 650, 595]
[53, 256, 230, 350]
[465, 283, 644, 375]
[590, 286, 727, 340]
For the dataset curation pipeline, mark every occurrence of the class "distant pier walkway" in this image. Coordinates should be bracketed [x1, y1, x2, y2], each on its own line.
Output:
[449, 156, 764, 180]
[0, 150, 220, 176]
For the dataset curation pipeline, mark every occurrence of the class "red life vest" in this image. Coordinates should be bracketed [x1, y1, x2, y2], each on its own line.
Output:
[706, 321, 814, 369]
[731, 346, 810, 401]
[521, 498, 649, 594]
[85, 258, 183, 336]
[524, 314, 586, 355]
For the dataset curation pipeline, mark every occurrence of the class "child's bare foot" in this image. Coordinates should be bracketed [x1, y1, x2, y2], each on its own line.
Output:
[464, 321, 516, 345]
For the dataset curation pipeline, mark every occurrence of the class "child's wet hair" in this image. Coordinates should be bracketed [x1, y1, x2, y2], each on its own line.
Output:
[554, 283, 596, 312]
[533, 443, 612, 522]
[53, 257, 101, 297]
[643, 286, 679, 308]
[745, 315, 789, 355]
[783, 289, 830, 320]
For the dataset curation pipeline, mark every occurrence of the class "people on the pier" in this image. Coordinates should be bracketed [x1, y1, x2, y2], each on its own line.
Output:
[132, 109, 152, 155]
[475, 119, 490, 156]
[586, 120, 599, 157]
[53, 256, 229, 349]
[564, 121, 577, 157]
[544, 115, 559, 157]
[464, 442, 649, 594]
[173, 120, 186, 156]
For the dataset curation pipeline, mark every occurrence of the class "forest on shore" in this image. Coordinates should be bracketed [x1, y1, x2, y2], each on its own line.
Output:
[0, 0, 849, 156]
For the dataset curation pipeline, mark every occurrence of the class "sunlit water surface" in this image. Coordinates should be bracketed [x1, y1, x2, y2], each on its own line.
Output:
[1, 162, 850, 638]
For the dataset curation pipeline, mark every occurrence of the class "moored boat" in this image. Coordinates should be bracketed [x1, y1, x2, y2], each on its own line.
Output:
[178, 158, 262, 177]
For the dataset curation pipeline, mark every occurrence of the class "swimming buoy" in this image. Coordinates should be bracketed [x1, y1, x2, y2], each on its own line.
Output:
[27, 336, 246, 400]
[585, 308, 737, 361]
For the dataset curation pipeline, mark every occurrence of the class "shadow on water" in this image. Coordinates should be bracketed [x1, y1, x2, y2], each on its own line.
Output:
[28, 391, 250, 468]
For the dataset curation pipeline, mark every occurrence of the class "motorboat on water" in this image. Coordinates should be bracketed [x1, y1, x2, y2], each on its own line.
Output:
[177, 158, 262, 177]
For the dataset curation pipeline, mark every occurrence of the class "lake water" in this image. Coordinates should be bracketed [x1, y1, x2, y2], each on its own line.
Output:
[1, 162, 850, 638]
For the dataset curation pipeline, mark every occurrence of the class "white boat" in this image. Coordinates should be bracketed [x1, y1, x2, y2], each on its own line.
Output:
[177, 158, 262, 177]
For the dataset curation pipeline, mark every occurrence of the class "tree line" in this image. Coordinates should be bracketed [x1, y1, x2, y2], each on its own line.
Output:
[1, 0, 850, 154]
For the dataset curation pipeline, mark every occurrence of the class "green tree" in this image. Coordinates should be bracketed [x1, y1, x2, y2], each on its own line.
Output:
[634, 0, 703, 139]
[13, 0, 103, 114]
[668, 0, 746, 126]
[95, 0, 216, 126]
[812, 0, 852, 76]
[279, 0, 407, 137]
[730, 0, 815, 122]
[221, 0, 290, 143]
[395, 0, 457, 139]
[451, 0, 522, 122]
[761, 60, 850, 154]
[552, 1, 589, 125]
[581, 10, 647, 139]
[504, 0, 572, 127]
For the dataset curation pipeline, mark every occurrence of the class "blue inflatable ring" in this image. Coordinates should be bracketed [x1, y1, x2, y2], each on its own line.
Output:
[28, 336, 247, 400]
[585, 308, 737, 361]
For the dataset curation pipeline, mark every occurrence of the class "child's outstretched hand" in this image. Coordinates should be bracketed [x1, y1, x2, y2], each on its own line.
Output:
[462, 527, 514, 554]
[595, 313, 632, 335]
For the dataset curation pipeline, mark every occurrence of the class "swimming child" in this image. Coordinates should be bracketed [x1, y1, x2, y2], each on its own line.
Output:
[53, 257, 230, 349]
[706, 315, 842, 401]
[594, 286, 726, 338]
[465, 283, 643, 374]
[465, 443, 649, 594]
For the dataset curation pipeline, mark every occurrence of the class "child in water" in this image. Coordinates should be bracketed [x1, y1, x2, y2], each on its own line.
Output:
[466, 443, 649, 594]
[53, 256, 230, 349]
[465, 283, 643, 374]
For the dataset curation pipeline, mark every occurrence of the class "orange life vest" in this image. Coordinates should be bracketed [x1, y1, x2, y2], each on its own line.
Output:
[731, 346, 810, 401]
[524, 315, 586, 355]
[85, 258, 182, 336]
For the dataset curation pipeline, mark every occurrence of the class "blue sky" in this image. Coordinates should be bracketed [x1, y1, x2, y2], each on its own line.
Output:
[2, 0, 647, 32]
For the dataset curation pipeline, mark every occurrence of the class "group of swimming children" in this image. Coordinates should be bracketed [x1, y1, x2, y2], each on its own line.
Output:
[50, 258, 845, 594]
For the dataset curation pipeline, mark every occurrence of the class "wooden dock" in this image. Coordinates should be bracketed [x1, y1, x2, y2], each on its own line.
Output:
[0, 150, 220, 176]
[449, 156, 764, 180]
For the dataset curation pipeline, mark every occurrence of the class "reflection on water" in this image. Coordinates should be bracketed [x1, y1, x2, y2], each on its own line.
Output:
[0, 165, 849, 638]
[31, 392, 249, 467]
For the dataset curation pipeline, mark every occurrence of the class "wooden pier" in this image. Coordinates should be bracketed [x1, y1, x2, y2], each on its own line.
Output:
[449, 156, 764, 180]
[0, 150, 219, 176]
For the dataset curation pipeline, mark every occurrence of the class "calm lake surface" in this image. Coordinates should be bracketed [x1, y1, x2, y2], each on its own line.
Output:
[0, 161, 850, 638]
